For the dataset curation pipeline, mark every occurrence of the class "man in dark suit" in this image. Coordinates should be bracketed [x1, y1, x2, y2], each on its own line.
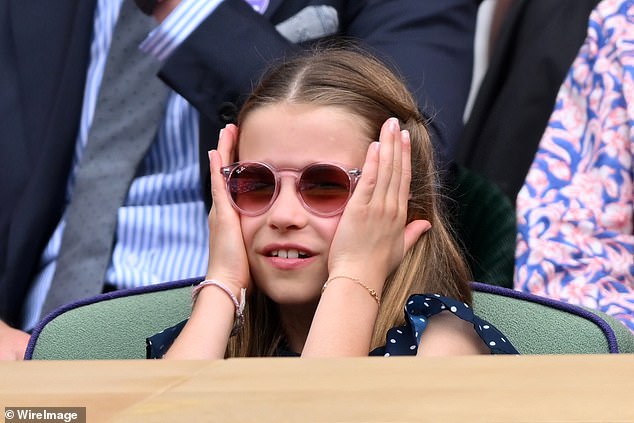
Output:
[457, 0, 600, 202]
[0, 0, 481, 359]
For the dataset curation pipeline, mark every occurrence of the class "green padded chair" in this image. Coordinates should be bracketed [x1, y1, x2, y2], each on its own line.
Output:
[25, 278, 634, 359]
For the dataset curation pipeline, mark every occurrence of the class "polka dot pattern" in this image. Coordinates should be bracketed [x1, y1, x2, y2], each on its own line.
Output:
[369, 293, 519, 356]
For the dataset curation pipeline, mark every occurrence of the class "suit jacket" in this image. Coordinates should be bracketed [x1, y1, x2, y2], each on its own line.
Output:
[456, 0, 600, 202]
[0, 0, 479, 327]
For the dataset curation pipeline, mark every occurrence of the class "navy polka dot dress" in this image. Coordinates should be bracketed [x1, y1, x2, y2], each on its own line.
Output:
[147, 293, 518, 358]
[369, 293, 518, 356]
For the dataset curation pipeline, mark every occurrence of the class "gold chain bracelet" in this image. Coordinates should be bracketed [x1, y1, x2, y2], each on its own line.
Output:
[322, 275, 381, 306]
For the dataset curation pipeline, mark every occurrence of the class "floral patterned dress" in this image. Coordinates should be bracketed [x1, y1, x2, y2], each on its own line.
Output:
[515, 0, 634, 333]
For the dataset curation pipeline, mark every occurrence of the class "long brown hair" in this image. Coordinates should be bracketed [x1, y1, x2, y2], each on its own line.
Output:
[227, 46, 471, 357]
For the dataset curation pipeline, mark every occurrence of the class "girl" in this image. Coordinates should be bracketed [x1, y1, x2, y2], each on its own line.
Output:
[149, 47, 517, 358]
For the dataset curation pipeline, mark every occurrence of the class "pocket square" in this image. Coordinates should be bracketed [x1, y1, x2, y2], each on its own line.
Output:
[275, 5, 339, 43]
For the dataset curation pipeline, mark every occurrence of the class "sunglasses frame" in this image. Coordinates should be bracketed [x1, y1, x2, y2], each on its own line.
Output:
[221, 161, 362, 217]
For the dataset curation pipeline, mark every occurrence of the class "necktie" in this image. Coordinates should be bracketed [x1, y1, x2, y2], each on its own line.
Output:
[41, 0, 169, 316]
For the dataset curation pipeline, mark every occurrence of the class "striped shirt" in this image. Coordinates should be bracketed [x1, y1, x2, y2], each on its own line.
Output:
[21, 0, 235, 330]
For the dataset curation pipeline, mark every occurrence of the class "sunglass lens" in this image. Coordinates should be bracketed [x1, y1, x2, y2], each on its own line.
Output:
[299, 165, 351, 215]
[228, 163, 276, 214]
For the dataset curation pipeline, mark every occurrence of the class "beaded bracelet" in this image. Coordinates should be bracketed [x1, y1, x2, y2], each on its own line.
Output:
[322, 275, 381, 306]
[192, 279, 246, 336]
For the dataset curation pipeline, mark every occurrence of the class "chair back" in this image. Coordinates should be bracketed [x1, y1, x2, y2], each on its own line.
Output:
[25, 279, 634, 359]
[26, 279, 195, 360]
[472, 282, 634, 354]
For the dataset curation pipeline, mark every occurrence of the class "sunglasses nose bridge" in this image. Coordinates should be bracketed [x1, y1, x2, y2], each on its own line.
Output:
[275, 169, 301, 180]
[273, 168, 302, 195]
[265, 173, 311, 221]
[273, 172, 302, 204]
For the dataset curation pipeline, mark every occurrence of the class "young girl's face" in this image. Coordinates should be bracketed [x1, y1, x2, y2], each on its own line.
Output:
[237, 103, 371, 308]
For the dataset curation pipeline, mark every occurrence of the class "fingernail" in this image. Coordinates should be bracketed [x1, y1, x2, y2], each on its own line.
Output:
[219, 128, 225, 138]
[389, 117, 399, 131]
[401, 130, 410, 143]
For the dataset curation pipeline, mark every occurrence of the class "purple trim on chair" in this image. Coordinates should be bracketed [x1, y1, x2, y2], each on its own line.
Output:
[24, 277, 203, 359]
[471, 282, 620, 353]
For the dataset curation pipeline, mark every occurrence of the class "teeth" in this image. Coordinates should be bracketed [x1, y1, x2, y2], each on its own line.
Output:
[271, 249, 308, 258]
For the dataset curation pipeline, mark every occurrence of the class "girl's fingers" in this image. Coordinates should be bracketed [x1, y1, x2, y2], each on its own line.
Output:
[351, 118, 411, 210]
[398, 130, 412, 208]
[209, 125, 238, 213]
[352, 141, 380, 205]
[217, 124, 238, 166]
[208, 149, 227, 212]
[385, 124, 404, 206]
[373, 118, 398, 201]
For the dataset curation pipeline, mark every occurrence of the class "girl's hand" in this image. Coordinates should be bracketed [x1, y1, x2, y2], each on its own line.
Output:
[163, 125, 248, 359]
[303, 118, 430, 357]
[327, 118, 431, 294]
[206, 124, 251, 294]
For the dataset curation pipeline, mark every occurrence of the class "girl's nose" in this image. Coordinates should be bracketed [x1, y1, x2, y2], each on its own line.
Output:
[266, 178, 309, 230]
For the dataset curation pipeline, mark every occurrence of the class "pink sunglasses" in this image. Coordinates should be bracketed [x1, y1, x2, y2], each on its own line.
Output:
[221, 161, 362, 217]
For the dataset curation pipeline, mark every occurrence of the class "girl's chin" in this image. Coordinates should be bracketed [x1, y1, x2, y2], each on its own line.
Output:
[254, 258, 327, 284]
[263, 286, 321, 304]
[252, 260, 327, 305]
[257, 282, 323, 308]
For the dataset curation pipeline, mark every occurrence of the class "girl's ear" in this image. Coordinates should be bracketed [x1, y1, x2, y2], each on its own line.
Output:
[404, 219, 431, 253]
